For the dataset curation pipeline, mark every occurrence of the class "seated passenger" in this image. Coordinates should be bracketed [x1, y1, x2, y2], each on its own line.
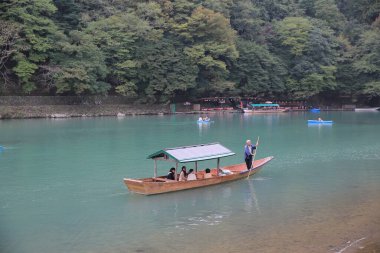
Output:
[318, 117, 323, 121]
[179, 166, 187, 181]
[187, 169, 197, 181]
[204, 168, 212, 179]
[167, 168, 176, 180]
[199, 116, 203, 121]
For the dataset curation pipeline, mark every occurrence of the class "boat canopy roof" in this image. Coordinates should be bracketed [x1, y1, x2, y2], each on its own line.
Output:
[147, 143, 235, 163]
[251, 103, 279, 107]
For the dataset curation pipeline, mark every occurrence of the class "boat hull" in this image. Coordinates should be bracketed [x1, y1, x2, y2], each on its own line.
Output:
[355, 108, 380, 112]
[243, 109, 288, 113]
[124, 156, 273, 195]
[307, 120, 333, 124]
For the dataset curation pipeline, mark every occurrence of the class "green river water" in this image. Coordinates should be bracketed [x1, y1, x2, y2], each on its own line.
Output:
[0, 112, 379, 253]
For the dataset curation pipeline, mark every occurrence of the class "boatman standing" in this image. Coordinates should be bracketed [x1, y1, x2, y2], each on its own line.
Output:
[244, 140, 257, 170]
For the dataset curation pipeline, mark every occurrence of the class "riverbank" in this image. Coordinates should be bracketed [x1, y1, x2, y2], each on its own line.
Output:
[0, 105, 360, 119]
[0, 96, 365, 119]
[0, 104, 170, 119]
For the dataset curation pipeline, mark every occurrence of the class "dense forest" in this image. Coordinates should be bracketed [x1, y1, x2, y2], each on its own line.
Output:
[0, 0, 379, 103]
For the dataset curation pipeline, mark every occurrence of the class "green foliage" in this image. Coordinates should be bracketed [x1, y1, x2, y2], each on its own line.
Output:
[351, 28, 380, 99]
[0, 0, 379, 103]
[230, 0, 264, 42]
[85, 12, 160, 97]
[135, 38, 198, 102]
[362, 81, 380, 98]
[275, 17, 312, 56]
[0, 0, 58, 92]
[315, 0, 346, 31]
[53, 0, 81, 30]
[231, 39, 286, 97]
[51, 31, 109, 95]
[174, 6, 238, 96]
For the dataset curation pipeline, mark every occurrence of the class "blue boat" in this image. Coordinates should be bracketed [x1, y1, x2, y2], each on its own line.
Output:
[0, 146, 3, 152]
[197, 119, 211, 123]
[310, 108, 321, 112]
[307, 120, 333, 124]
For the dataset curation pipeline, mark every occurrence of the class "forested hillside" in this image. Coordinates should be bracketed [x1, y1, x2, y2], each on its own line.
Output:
[0, 0, 379, 103]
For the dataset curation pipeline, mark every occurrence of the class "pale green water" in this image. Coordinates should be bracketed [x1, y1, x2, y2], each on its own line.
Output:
[1, 112, 380, 253]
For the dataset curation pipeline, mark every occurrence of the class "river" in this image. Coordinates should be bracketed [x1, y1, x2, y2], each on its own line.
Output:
[1, 112, 379, 253]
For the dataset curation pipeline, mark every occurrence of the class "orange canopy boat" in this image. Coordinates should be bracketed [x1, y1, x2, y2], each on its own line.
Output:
[123, 143, 273, 195]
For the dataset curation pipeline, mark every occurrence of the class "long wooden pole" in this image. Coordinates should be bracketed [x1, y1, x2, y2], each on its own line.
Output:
[175, 162, 178, 181]
[154, 159, 157, 178]
[217, 158, 220, 175]
[247, 136, 260, 179]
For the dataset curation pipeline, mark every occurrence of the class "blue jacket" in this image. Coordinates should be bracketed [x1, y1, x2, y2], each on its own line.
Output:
[244, 145, 256, 159]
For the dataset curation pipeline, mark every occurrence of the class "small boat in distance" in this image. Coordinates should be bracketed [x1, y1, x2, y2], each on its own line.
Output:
[197, 119, 211, 123]
[197, 116, 211, 123]
[310, 108, 321, 113]
[243, 103, 289, 113]
[123, 143, 273, 195]
[355, 107, 380, 112]
[308, 120, 333, 124]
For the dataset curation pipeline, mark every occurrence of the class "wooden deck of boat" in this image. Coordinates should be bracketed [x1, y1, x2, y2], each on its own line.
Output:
[124, 156, 273, 195]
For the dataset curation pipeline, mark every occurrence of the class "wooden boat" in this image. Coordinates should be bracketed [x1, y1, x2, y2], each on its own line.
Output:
[243, 103, 289, 113]
[123, 143, 273, 195]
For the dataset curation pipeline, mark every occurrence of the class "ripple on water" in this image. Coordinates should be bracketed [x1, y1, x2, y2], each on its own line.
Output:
[165, 210, 231, 233]
[252, 177, 272, 181]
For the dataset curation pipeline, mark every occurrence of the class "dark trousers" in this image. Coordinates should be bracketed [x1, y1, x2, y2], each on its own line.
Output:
[245, 157, 253, 170]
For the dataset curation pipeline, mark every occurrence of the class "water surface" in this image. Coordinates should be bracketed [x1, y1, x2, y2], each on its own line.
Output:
[1, 112, 380, 253]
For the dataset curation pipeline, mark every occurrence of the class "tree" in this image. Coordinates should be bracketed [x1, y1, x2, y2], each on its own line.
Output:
[315, 0, 346, 31]
[135, 38, 198, 102]
[274, 17, 312, 56]
[273, 17, 339, 98]
[50, 31, 109, 95]
[0, 21, 20, 92]
[230, 0, 265, 42]
[0, 0, 59, 93]
[353, 28, 380, 99]
[85, 12, 160, 96]
[53, 0, 81, 31]
[230, 39, 286, 97]
[175, 6, 238, 95]
[255, 0, 304, 21]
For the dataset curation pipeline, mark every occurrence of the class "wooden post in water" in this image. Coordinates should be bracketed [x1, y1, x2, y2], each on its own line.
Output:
[154, 159, 157, 178]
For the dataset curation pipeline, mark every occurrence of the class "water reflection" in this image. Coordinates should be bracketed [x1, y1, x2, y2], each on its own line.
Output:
[246, 178, 261, 214]
[197, 121, 210, 135]
[123, 178, 265, 235]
